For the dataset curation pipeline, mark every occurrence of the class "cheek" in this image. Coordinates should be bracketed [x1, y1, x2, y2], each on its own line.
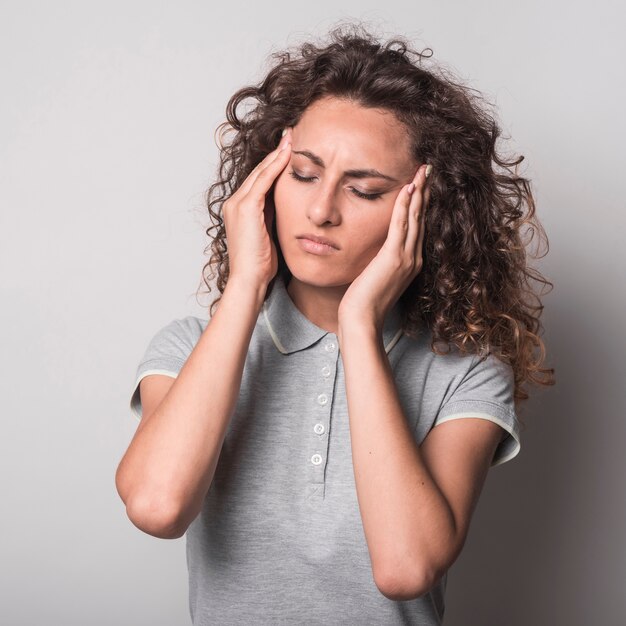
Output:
[352, 211, 393, 252]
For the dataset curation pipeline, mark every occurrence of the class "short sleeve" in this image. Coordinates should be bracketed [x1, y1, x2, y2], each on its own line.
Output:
[129, 316, 206, 421]
[433, 352, 521, 468]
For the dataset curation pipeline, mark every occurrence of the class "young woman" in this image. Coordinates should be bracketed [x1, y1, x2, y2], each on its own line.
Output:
[116, 24, 555, 625]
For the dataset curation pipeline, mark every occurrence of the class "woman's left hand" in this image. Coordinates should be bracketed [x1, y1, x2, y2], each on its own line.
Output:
[337, 163, 431, 332]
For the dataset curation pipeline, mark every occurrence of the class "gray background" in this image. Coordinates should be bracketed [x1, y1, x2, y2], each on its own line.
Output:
[1, 1, 624, 624]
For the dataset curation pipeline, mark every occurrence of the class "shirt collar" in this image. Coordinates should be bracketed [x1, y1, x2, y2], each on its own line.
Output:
[262, 273, 405, 355]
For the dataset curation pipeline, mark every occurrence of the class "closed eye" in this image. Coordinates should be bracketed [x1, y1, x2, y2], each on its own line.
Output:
[288, 170, 384, 201]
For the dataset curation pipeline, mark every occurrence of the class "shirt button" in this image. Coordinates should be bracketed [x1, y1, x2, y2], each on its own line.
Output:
[325, 341, 336, 352]
[311, 453, 323, 465]
[314, 423, 325, 435]
[321, 365, 331, 377]
[317, 393, 328, 406]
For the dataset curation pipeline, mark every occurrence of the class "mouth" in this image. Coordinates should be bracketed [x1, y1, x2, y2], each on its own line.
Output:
[296, 234, 340, 250]
[296, 235, 339, 256]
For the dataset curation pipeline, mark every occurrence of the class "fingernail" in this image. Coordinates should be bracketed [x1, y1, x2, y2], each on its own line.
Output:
[281, 128, 287, 137]
[425, 164, 433, 179]
[407, 182, 416, 194]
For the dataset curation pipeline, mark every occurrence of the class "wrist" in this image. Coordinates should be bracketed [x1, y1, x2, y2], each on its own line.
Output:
[338, 316, 381, 348]
[225, 274, 268, 310]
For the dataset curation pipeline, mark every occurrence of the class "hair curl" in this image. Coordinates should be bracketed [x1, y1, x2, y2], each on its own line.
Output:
[197, 21, 556, 413]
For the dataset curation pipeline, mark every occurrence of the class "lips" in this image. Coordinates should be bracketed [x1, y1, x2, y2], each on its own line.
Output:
[296, 233, 340, 250]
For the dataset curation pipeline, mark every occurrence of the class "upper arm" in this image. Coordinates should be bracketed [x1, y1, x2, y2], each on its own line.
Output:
[116, 374, 177, 501]
[137, 374, 177, 426]
[128, 316, 205, 422]
[418, 416, 505, 574]
[118, 318, 201, 510]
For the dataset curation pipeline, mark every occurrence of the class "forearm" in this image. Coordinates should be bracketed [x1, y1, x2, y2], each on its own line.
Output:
[338, 322, 457, 591]
[119, 277, 266, 535]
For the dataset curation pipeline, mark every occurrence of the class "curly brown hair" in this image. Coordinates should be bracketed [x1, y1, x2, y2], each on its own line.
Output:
[196, 21, 556, 413]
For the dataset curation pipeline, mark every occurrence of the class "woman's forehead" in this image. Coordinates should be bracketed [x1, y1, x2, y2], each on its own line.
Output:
[293, 100, 415, 174]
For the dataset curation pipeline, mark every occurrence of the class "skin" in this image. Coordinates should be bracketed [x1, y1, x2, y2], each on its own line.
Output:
[272, 95, 424, 334]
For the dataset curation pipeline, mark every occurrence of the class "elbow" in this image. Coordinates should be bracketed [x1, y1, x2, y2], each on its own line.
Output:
[375, 562, 442, 602]
[125, 493, 188, 539]
[375, 526, 462, 601]
[115, 459, 191, 539]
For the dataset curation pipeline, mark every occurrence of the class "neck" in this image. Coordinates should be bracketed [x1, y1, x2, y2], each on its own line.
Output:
[285, 274, 348, 335]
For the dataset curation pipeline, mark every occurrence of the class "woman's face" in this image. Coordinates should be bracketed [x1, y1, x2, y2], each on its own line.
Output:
[273, 96, 420, 288]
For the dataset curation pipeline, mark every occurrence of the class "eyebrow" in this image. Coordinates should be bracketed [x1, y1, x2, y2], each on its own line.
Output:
[292, 149, 399, 182]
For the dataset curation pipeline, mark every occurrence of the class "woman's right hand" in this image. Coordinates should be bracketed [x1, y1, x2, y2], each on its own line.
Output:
[223, 127, 292, 290]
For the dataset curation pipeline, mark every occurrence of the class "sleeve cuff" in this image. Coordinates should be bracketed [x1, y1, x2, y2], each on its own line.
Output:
[129, 366, 181, 421]
[434, 399, 521, 467]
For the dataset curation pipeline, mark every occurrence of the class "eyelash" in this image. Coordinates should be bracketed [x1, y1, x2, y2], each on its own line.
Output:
[288, 170, 384, 201]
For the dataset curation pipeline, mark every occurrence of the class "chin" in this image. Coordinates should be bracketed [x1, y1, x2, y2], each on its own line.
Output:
[283, 260, 353, 289]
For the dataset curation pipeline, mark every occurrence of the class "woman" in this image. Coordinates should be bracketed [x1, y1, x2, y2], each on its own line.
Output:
[116, 23, 555, 625]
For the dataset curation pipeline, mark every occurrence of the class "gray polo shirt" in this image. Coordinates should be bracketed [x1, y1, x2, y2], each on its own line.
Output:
[129, 273, 521, 625]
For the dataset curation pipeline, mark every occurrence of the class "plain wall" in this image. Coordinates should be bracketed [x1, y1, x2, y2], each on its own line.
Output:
[1, 1, 624, 624]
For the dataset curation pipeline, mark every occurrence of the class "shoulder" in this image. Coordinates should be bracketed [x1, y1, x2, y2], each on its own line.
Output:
[401, 330, 508, 376]
[140, 315, 208, 365]
[396, 329, 478, 378]
[170, 315, 208, 341]
[155, 315, 207, 342]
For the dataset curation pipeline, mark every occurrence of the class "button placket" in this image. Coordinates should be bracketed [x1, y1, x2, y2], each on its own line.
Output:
[307, 335, 339, 502]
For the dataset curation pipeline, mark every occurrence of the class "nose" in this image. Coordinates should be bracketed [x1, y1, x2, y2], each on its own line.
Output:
[306, 186, 341, 226]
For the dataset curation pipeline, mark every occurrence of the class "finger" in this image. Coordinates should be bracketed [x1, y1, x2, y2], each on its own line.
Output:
[404, 164, 427, 254]
[386, 181, 416, 251]
[236, 130, 290, 198]
[234, 129, 291, 198]
[247, 140, 292, 201]
[414, 181, 429, 265]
